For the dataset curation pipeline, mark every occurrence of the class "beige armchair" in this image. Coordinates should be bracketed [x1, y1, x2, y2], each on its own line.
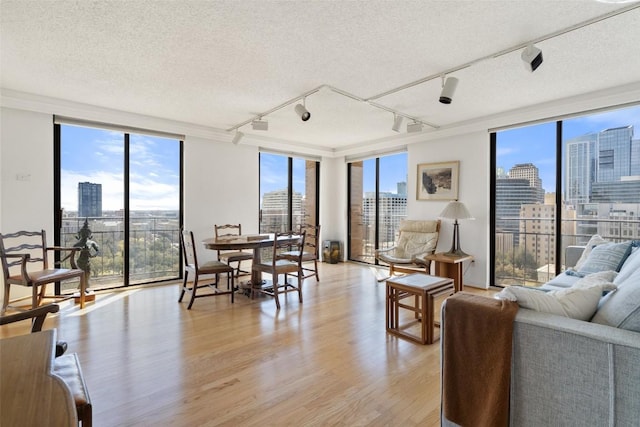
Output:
[375, 220, 440, 281]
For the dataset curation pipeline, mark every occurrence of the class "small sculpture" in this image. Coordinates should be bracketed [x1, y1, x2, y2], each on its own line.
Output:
[73, 218, 99, 291]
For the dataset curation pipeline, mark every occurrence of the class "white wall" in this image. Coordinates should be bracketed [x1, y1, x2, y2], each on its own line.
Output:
[1, 108, 57, 304]
[183, 136, 259, 262]
[1, 108, 55, 233]
[408, 130, 489, 288]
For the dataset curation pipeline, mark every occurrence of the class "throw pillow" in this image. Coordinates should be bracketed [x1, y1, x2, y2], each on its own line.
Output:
[574, 234, 608, 270]
[495, 281, 616, 321]
[592, 267, 640, 333]
[571, 270, 618, 288]
[614, 242, 640, 285]
[575, 241, 632, 275]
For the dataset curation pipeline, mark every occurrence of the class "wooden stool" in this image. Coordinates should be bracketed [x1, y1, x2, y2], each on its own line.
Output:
[386, 274, 454, 344]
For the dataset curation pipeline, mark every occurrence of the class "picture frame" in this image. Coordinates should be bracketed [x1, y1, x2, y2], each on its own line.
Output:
[416, 161, 459, 201]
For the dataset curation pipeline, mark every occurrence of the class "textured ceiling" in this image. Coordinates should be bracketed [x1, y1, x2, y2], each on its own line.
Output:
[2, 1, 640, 154]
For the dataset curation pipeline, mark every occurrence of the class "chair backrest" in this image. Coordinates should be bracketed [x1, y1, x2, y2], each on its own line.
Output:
[272, 231, 306, 267]
[214, 224, 242, 257]
[214, 224, 242, 239]
[180, 230, 199, 269]
[299, 224, 321, 257]
[395, 220, 440, 258]
[0, 230, 49, 280]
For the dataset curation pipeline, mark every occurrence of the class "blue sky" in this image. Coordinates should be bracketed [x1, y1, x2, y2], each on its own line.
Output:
[497, 104, 640, 193]
[61, 125, 180, 211]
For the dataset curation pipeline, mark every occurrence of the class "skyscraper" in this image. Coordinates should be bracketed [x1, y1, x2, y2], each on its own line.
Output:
[78, 182, 102, 218]
[509, 163, 544, 203]
[565, 133, 597, 207]
[597, 126, 633, 183]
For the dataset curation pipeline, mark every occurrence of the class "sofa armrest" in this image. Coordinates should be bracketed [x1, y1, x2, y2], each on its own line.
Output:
[510, 309, 640, 426]
[564, 245, 585, 269]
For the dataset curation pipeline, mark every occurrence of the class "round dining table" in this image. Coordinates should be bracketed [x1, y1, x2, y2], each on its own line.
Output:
[201, 233, 301, 288]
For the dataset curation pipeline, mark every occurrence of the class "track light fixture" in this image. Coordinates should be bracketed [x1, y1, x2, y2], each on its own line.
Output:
[407, 121, 423, 133]
[439, 76, 459, 104]
[392, 114, 403, 132]
[294, 100, 311, 121]
[521, 44, 543, 72]
[251, 118, 268, 131]
[231, 131, 244, 145]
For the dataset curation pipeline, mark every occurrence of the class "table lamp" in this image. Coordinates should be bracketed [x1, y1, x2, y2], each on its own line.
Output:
[439, 201, 474, 257]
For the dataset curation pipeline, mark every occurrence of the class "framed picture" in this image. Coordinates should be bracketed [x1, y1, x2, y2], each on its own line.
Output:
[416, 161, 459, 201]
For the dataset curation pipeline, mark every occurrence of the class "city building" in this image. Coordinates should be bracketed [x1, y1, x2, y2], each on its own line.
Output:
[78, 182, 102, 219]
[260, 188, 303, 232]
[508, 163, 544, 202]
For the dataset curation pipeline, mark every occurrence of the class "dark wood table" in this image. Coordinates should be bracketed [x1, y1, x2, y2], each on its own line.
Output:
[202, 233, 301, 288]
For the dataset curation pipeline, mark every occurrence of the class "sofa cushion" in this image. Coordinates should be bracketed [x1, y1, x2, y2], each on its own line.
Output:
[568, 241, 632, 276]
[614, 244, 640, 285]
[495, 276, 616, 321]
[592, 267, 640, 333]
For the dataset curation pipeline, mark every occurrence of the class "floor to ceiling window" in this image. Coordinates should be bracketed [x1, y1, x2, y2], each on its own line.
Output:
[492, 103, 640, 287]
[348, 152, 408, 264]
[259, 152, 319, 233]
[55, 121, 183, 292]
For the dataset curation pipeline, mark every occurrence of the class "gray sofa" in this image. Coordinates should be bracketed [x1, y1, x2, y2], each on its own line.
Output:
[442, 240, 640, 426]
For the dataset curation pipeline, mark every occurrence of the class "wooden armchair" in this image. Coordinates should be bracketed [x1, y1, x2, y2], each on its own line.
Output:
[1, 303, 92, 426]
[375, 220, 440, 281]
[1, 230, 88, 314]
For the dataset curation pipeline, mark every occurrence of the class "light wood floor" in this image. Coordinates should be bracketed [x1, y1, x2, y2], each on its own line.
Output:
[1, 263, 491, 427]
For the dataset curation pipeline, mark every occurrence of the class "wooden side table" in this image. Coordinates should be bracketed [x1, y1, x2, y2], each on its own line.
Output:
[425, 253, 474, 292]
[386, 273, 454, 345]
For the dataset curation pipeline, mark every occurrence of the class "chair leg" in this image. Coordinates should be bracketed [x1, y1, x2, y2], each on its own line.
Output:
[32, 285, 40, 309]
[178, 271, 188, 302]
[38, 283, 49, 307]
[272, 275, 281, 310]
[314, 259, 319, 281]
[298, 269, 304, 303]
[2, 283, 10, 314]
[187, 276, 198, 310]
[79, 272, 87, 309]
[229, 271, 234, 303]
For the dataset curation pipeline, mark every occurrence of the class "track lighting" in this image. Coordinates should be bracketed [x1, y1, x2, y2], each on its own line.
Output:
[392, 114, 403, 132]
[439, 76, 459, 104]
[231, 131, 244, 145]
[407, 121, 423, 133]
[294, 102, 311, 121]
[521, 44, 543, 72]
[251, 118, 268, 131]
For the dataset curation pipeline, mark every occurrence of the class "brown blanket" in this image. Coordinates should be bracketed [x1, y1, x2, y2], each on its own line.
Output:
[441, 292, 519, 427]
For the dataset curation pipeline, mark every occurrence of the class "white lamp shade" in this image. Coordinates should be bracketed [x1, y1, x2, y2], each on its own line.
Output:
[439, 201, 474, 220]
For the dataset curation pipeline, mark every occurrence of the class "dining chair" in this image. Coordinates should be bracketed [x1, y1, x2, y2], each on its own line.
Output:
[252, 230, 306, 310]
[214, 224, 253, 277]
[1, 230, 88, 314]
[282, 224, 321, 281]
[179, 230, 235, 309]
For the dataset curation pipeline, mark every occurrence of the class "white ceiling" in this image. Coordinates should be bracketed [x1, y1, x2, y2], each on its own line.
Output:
[2, 1, 640, 155]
